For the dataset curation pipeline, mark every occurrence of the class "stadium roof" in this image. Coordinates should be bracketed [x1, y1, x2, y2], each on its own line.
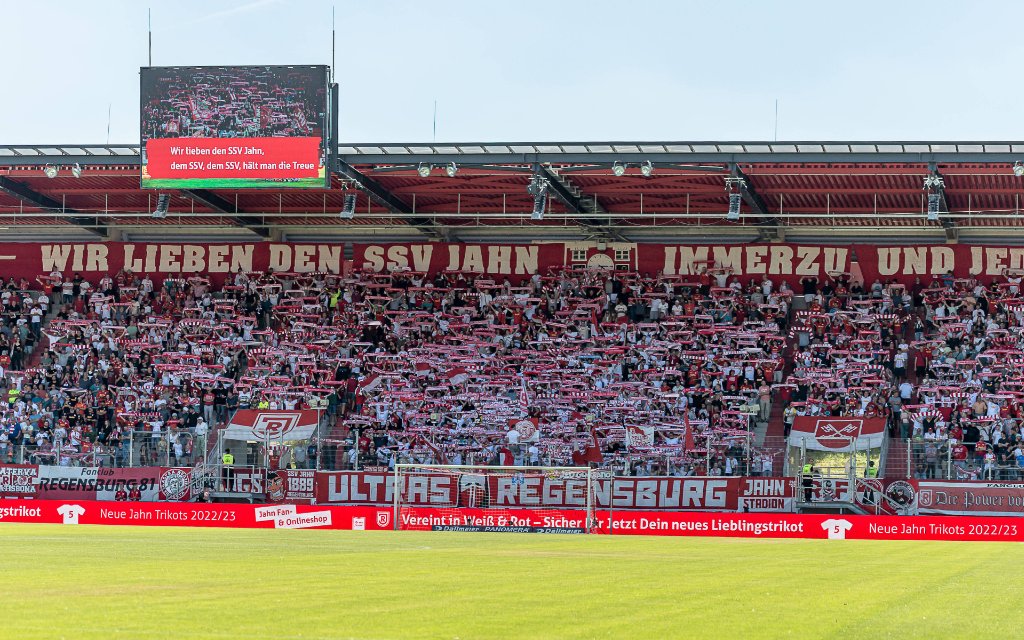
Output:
[3, 141, 1024, 243]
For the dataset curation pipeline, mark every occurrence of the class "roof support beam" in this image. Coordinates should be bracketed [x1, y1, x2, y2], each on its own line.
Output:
[0, 175, 105, 237]
[729, 164, 778, 240]
[180, 189, 269, 238]
[538, 165, 627, 242]
[334, 161, 449, 240]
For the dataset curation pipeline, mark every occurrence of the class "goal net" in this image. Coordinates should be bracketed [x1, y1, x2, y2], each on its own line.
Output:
[393, 464, 598, 534]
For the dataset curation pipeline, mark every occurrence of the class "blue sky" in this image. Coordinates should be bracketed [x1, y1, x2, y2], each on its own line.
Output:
[3, 0, 1022, 144]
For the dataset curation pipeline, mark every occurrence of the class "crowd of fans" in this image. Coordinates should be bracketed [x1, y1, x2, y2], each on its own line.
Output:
[0, 262, 1024, 483]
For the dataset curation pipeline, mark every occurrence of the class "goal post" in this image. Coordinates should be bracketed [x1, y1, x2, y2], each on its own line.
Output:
[392, 464, 599, 534]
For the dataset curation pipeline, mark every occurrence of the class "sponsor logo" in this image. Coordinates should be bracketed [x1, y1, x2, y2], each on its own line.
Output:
[352, 516, 366, 531]
[160, 468, 190, 501]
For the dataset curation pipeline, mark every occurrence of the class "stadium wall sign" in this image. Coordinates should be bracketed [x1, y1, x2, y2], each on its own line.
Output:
[853, 244, 1024, 283]
[5, 241, 1024, 286]
[315, 472, 794, 511]
[0, 498, 1021, 541]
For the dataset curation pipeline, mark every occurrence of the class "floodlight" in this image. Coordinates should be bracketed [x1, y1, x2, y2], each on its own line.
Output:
[152, 193, 170, 219]
[727, 193, 742, 220]
[640, 160, 653, 177]
[417, 163, 432, 178]
[445, 162, 458, 178]
[71, 163, 82, 179]
[531, 194, 546, 220]
[340, 193, 358, 219]
[611, 162, 626, 177]
[43, 164, 58, 179]
[927, 193, 941, 221]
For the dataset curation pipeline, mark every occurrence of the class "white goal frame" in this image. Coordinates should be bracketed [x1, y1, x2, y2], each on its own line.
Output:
[392, 464, 597, 533]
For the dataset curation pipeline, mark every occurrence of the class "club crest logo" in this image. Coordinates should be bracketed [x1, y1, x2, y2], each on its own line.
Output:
[160, 468, 190, 501]
[251, 413, 302, 440]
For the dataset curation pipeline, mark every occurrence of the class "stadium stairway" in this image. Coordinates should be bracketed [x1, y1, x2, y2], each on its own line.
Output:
[883, 438, 911, 479]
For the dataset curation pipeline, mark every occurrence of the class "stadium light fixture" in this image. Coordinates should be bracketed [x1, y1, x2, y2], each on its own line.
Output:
[927, 193, 941, 221]
[417, 163, 432, 178]
[339, 193, 358, 219]
[71, 163, 82, 179]
[526, 174, 548, 197]
[923, 175, 944, 190]
[611, 162, 626, 177]
[445, 162, 458, 178]
[152, 193, 170, 219]
[43, 164, 58, 179]
[1014, 161, 1024, 178]
[640, 160, 654, 177]
[531, 193, 546, 220]
[727, 193, 742, 221]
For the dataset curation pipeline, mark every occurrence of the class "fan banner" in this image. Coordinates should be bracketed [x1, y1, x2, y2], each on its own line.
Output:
[222, 410, 319, 442]
[266, 469, 316, 504]
[31, 466, 161, 501]
[0, 498, 1021, 542]
[853, 244, 1024, 285]
[787, 416, 886, 452]
[0, 465, 39, 498]
[916, 481, 1024, 517]
[4, 241, 1024, 287]
[316, 472, 794, 511]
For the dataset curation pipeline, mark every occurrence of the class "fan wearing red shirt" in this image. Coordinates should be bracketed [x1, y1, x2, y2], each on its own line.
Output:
[951, 443, 968, 461]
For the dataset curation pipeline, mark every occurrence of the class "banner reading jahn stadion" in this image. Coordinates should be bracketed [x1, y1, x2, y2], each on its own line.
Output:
[140, 65, 329, 189]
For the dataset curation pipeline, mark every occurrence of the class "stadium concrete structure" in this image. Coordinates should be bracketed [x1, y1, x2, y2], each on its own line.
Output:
[3, 141, 1024, 242]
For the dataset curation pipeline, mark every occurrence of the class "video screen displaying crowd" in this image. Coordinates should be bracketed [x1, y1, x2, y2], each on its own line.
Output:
[1, 258, 1024, 482]
[141, 65, 326, 141]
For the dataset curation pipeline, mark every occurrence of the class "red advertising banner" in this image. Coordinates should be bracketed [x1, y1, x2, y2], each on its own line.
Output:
[315, 472, 794, 511]
[145, 137, 321, 180]
[917, 481, 1024, 516]
[0, 499, 1021, 542]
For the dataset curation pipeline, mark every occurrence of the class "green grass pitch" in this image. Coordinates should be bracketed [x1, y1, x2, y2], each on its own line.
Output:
[2, 523, 1020, 639]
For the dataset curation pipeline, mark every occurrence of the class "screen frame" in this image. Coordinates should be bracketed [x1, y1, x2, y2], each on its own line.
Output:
[139, 64, 331, 191]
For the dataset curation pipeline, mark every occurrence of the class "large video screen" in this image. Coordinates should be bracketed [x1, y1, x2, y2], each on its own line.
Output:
[140, 65, 329, 189]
